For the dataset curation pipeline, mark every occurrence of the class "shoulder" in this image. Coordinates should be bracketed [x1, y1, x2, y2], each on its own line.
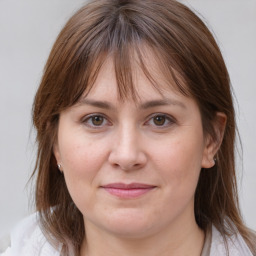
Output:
[211, 225, 253, 256]
[0, 213, 61, 256]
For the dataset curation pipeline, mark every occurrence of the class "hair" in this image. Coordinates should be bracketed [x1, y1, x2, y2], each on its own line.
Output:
[32, 0, 256, 255]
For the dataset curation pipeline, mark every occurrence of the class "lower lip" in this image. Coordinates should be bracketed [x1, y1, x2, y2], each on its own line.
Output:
[102, 187, 155, 199]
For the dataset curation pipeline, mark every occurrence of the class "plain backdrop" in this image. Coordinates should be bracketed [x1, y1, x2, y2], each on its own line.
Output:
[0, 0, 255, 239]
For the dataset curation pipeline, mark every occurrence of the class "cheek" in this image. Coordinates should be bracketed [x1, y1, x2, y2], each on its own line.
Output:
[57, 133, 109, 199]
[58, 137, 109, 213]
[151, 131, 205, 196]
[59, 135, 107, 177]
[155, 134, 204, 167]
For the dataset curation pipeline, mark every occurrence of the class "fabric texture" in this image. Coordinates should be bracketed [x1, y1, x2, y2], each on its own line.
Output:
[0, 214, 253, 256]
[210, 225, 253, 256]
[0, 213, 61, 256]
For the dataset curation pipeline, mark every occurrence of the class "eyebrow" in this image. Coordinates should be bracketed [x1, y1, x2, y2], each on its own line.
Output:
[77, 98, 186, 110]
[140, 99, 186, 109]
[77, 99, 113, 109]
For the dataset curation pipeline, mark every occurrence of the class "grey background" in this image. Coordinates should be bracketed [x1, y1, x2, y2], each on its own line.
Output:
[0, 0, 255, 239]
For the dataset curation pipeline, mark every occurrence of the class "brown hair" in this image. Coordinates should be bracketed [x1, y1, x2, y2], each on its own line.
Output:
[32, 0, 256, 255]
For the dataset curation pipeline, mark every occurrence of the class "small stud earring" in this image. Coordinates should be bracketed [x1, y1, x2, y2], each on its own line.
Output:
[57, 164, 62, 172]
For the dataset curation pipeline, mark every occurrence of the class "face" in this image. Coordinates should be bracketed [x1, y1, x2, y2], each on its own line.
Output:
[54, 57, 216, 239]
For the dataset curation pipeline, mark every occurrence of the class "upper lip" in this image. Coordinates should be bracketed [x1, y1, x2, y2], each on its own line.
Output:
[100, 183, 156, 189]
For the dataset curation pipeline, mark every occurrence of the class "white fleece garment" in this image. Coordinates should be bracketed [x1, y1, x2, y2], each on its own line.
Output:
[0, 213, 253, 256]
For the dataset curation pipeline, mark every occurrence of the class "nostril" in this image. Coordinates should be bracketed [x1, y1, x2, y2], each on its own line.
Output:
[113, 162, 145, 171]
[113, 163, 120, 169]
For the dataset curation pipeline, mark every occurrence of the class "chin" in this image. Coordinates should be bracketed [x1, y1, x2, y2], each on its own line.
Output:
[95, 209, 159, 238]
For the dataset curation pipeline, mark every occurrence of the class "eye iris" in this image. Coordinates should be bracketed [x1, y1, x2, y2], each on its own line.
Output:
[153, 116, 165, 126]
[92, 116, 103, 126]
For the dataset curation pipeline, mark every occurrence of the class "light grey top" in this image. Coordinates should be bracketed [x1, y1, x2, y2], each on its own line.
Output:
[201, 226, 212, 256]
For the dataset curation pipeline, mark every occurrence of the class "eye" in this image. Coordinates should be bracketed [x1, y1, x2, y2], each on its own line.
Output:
[91, 116, 104, 126]
[153, 115, 166, 126]
[82, 114, 110, 128]
[145, 114, 175, 128]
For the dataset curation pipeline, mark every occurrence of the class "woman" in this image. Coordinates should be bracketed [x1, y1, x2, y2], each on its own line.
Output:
[1, 0, 255, 255]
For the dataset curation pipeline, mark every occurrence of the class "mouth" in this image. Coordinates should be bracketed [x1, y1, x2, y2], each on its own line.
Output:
[100, 183, 157, 199]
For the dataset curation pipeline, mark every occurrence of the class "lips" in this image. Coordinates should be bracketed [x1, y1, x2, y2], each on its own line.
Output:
[100, 183, 156, 199]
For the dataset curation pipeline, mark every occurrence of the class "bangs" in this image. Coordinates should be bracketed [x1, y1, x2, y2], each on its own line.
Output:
[63, 41, 190, 109]
[56, 6, 191, 110]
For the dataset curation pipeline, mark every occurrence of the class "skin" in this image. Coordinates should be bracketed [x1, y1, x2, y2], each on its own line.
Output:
[54, 57, 225, 256]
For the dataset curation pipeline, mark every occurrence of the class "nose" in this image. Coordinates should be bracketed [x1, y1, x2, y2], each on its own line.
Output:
[108, 125, 147, 171]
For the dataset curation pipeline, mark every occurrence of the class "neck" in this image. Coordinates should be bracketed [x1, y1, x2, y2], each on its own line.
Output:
[80, 215, 205, 256]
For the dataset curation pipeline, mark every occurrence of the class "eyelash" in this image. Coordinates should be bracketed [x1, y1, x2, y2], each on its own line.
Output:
[81, 113, 175, 129]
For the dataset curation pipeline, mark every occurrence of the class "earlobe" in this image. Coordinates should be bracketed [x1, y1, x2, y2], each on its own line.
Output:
[201, 112, 227, 169]
[53, 143, 63, 172]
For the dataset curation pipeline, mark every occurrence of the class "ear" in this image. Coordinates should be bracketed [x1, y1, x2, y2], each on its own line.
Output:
[53, 141, 61, 166]
[201, 112, 227, 168]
